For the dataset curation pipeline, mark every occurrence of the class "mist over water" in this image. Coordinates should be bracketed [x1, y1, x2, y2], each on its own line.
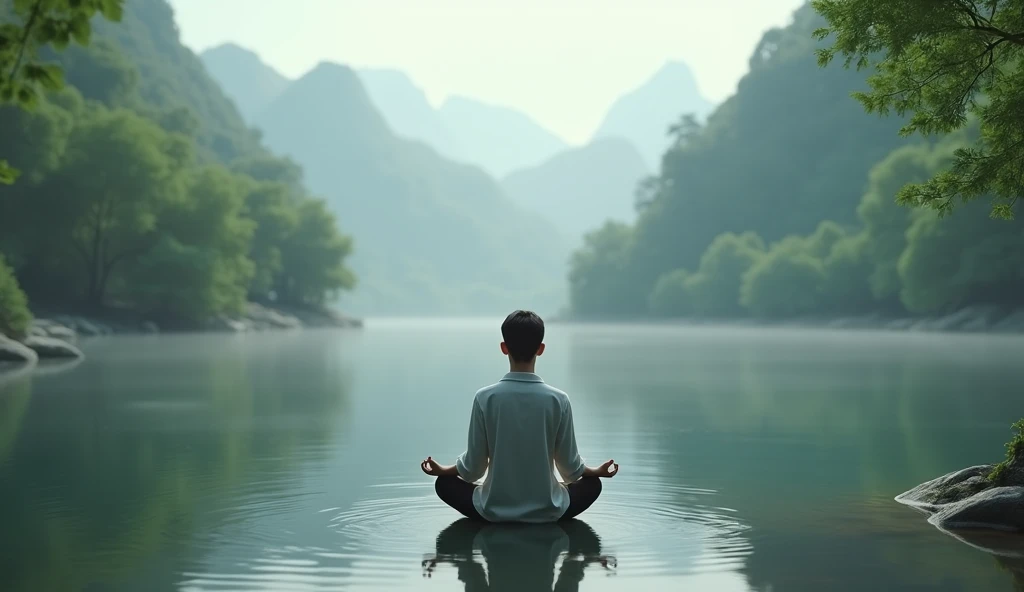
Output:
[2, 322, 1022, 591]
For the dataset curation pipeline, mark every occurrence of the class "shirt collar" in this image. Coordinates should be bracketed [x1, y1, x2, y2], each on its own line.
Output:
[501, 372, 545, 383]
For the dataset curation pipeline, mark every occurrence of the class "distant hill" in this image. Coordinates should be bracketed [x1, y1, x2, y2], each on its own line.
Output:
[501, 138, 650, 242]
[357, 69, 462, 161]
[253, 62, 569, 315]
[439, 96, 568, 178]
[199, 43, 291, 123]
[592, 61, 714, 169]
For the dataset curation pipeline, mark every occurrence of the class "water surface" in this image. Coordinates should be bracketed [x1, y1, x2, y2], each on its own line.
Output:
[1, 320, 1023, 591]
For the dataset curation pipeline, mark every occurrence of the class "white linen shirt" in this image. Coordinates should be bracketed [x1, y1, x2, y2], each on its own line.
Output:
[455, 372, 586, 523]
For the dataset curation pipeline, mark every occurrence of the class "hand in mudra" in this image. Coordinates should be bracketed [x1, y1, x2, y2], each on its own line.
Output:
[593, 459, 619, 478]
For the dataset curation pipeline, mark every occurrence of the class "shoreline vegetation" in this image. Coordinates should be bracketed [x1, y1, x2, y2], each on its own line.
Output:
[554, 306, 1024, 335]
[0, 0, 361, 361]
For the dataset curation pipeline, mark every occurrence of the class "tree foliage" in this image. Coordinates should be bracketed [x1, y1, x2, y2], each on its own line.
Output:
[648, 269, 691, 318]
[570, 2, 1024, 324]
[0, 1, 357, 327]
[813, 0, 1024, 218]
[275, 198, 355, 306]
[0, 254, 31, 338]
[683, 232, 765, 317]
[0, 0, 125, 183]
[741, 249, 826, 318]
[569, 3, 908, 316]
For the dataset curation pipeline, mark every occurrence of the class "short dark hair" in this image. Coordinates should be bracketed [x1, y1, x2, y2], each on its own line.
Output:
[501, 310, 544, 362]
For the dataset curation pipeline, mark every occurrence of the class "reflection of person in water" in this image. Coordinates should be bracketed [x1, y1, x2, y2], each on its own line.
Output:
[423, 518, 615, 591]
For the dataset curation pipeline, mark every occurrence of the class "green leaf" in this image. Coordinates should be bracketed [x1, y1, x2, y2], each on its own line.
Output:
[0, 160, 21, 185]
[990, 204, 1015, 221]
[12, 0, 36, 14]
[15, 84, 38, 108]
[101, 0, 124, 21]
[21, 63, 65, 91]
[70, 13, 91, 45]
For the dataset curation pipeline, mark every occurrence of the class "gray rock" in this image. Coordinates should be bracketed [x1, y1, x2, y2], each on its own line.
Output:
[209, 316, 248, 333]
[897, 465, 1024, 532]
[32, 319, 77, 341]
[897, 465, 996, 509]
[930, 487, 1024, 531]
[21, 336, 84, 359]
[245, 303, 302, 330]
[0, 336, 38, 364]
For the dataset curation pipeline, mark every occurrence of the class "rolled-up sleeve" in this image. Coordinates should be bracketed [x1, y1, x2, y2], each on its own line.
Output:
[455, 398, 488, 482]
[554, 400, 586, 482]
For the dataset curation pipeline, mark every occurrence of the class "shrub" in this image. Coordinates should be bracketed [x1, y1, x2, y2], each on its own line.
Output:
[0, 255, 32, 338]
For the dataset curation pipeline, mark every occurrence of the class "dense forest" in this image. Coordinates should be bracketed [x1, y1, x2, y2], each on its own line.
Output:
[569, 4, 1024, 322]
[0, 0, 354, 336]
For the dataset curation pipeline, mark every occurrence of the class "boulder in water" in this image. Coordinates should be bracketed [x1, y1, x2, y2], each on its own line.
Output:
[21, 336, 84, 359]
[31, 319, 78, 341]
[897, 464, 1024, 532]
[0, 335, 38, 364]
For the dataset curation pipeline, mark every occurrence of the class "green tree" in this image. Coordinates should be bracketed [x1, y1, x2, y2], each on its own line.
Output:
[898, 200, 1024, 314]
[684, 232, 765, 317]
[0, 0, 125, 183]
[568, 222, 644, 318]
[741, 249, 827, 318]
[648, 269, 692, 318]
[0, 91, 73, 185]
[0, 254, 31, 338]
[819, 232, 875, 314]
[814, 0, 1024, 218]
[38, 107, 188, 307]
[124, 166, 255, 323]
[275, 198, 355, 307]
[242, 180, 298, 300]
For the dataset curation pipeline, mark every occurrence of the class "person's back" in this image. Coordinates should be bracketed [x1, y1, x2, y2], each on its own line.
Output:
[421, 310, 619, 523]
[467, 375, 580, 522]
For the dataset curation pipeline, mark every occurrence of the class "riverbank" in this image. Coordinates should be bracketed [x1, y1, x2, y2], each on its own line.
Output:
[28, 302, 363, 336]
[0, 302, 362, 368]
[555, 305, 1024, 334]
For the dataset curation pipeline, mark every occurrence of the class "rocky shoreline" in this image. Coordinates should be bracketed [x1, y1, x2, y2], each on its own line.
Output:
[896, 465, 1024, 532]
[0, 302, 363, 368]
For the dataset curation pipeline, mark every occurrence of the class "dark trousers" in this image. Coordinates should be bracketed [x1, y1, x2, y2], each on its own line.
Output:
[434, 475, 603, 522]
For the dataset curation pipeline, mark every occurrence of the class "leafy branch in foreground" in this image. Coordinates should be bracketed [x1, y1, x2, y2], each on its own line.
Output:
[0, 0, 124, 184]
[812, 0, 1024, 219]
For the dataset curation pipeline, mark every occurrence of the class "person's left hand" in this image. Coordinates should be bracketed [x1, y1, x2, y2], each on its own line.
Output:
[420, 456, 444, 476]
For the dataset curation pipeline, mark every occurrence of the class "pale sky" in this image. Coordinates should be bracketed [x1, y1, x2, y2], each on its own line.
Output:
[169, 0, 806, 144]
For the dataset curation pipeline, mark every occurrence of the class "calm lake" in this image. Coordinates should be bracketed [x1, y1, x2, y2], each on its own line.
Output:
[1, 320, 1023, 591]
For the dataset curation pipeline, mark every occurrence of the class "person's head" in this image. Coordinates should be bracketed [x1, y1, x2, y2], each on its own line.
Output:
[500, 310, 545, 365]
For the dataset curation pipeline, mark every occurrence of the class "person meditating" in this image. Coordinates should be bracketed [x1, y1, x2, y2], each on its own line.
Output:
[420, 310, 619, 522]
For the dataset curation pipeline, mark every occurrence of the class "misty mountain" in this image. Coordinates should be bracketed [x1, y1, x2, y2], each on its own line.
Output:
[439, 96, 568, 178]
[253, 62, 569, 315]
[592, 61, 714, 169]
[199, 43, 291, 123]
[357, 69, 462, 161]
[501, 138, 650, 242]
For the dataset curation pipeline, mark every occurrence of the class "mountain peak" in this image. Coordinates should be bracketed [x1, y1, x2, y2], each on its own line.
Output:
[199, 43, 290, 122]
[202, 42, 263, 61]
[591, 59, 714, 169]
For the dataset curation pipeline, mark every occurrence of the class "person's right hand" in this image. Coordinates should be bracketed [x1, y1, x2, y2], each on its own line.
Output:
[590, 459, 619, 478]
